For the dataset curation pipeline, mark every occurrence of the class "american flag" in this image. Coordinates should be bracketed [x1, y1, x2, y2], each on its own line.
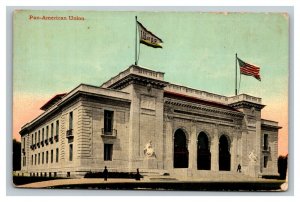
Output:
[237, 57, 261, 81]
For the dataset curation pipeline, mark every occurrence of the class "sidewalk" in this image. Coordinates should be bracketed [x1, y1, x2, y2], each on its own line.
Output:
[16, 175, 282, 189]
[16, 178, 139, 188]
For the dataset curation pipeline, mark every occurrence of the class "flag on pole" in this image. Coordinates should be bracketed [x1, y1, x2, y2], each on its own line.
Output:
[137, 21, 163, 48]
[237, 57, 261, 81]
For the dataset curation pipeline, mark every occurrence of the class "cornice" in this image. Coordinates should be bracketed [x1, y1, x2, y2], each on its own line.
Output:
[164, 98, 244, 118]
[107, 74, 168, 90]
[229, 100, 265, 110]
[20, 91, 131, 136]
[261, 124, 282, 131]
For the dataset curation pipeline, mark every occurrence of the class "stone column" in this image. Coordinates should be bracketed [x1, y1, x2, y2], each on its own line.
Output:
[211, 125, 219, 171]
[165, 117, 173, 170]
[256, 117, 262, 175]
[236, 134, 242, 166]
[231, 135, 237, 172]
[189, 123, 197, 170]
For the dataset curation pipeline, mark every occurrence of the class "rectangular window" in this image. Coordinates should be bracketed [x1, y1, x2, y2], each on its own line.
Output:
[38, 130, 40, 142]
[69, 112, 73, 130]
[56, 120, 59, 139]
[104, 144, 113, 161]
[104, 110, 114, 133]
[263, 134, 269, 150]
[51, 150, 53, 163]
[38, 153, 40, 164]
[42, 152, 44, 164]
[35, 154, 37, 165]
[264, 156, 268, 168]
[56, 148, 59, 163]
[34, 132, 37, 144]
[69, 144, 73, 161]
[46, 126, 49, 139]
[51, 123, 54, 138]
[46, 151, 48, 164]
[31, 155, 33, 165]
[31, 134, 33, 145]
[42, 128, 44, 141]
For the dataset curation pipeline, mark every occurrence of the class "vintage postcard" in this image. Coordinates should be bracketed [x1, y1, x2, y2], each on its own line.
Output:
[13, 10, 288, 191]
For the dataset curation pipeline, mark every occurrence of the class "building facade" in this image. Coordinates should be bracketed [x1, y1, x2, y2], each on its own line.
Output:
[20, 65, 281, 179]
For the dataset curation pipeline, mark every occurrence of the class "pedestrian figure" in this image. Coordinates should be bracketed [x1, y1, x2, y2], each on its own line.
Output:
[237, 164, 242, 173]
[135, 168, 141, 181]
[103, 166, 108, 181]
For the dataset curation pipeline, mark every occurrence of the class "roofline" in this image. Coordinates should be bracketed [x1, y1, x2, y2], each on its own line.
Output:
[100, 65, 165, 88]
[40, 93, 67, 110]
[261, 118, 279, 124]
[20, 83, 131, 135]
[164, 90, 242, 113]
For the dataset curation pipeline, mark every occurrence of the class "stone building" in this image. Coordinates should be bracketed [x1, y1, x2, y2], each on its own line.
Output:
[19, 65, 281, 179]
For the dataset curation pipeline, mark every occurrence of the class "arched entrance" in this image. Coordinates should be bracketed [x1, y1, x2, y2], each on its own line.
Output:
[219, 135, 231, 171]
[173, 129, 189, 168]
[197, 132, 211, 170]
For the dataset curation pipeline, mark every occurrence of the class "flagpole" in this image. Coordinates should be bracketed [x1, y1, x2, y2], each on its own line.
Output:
[135, 16, 137, 65]
[235, 53, 237, 96]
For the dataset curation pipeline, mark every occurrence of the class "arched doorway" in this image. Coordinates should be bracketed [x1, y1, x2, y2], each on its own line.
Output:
[219, 135, 231, 171]
[197, 132, 211, 170]
[173, 129, 189, 168]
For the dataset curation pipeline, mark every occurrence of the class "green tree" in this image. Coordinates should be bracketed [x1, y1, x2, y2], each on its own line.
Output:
[278, 154, 288, 180]
[13, 139, 21, 171]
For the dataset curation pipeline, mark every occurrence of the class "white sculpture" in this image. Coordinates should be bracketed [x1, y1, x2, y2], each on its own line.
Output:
[144, 140, 156, 158]
[248, 151, 258, 162]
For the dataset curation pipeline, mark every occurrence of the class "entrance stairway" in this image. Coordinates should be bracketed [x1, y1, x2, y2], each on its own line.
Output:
[139, 169, 178, 182]
[172, 169, 261, 181]
[141, 169, 261, 182]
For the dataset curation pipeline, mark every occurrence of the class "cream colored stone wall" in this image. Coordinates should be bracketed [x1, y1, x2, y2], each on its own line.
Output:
[261, 129, 279, 175]
[20, 67, 280, 179]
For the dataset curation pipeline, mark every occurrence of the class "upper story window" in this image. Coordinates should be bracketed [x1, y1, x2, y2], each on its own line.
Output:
[69, 112, 73, 130]
[34, 132, 37, 144]
[51, 123, 54, 138]
[104, 110, 114, 133]
[46, 126, 49, 139]
[56, 120, 59, 136]
[263, 134, 269, 150]
[66, 112, 74, 139]
[42, 128, 44, 141]
[55, 120, 59, 142]
[38, 130, 40, 143]
[31, 134, 33, 145]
